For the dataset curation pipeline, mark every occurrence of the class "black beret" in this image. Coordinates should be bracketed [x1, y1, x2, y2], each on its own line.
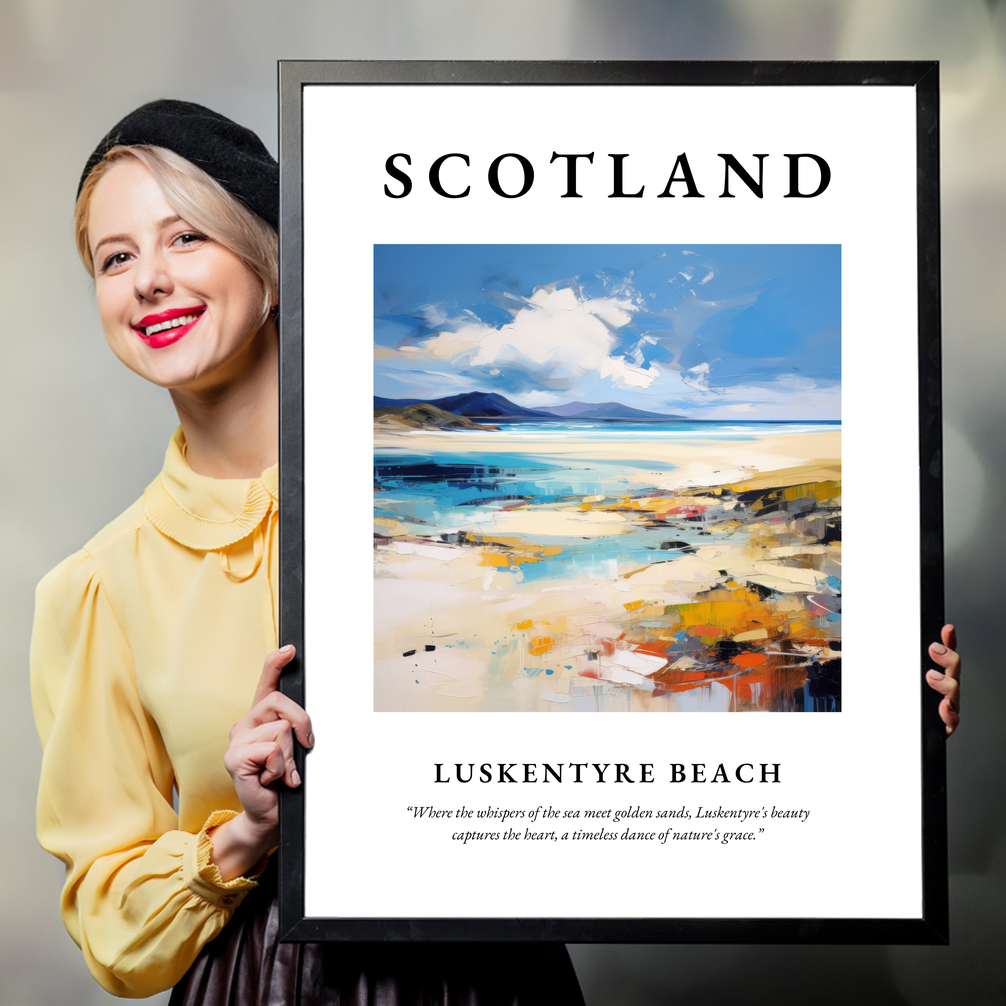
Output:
[78, 99, 278, 228]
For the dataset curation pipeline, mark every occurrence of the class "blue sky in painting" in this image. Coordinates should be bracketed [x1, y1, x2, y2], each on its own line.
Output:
[374, 244, 840, 419]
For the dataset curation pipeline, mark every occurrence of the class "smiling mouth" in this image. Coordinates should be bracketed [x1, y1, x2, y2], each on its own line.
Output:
[134, 307, 206, 338]
[142, 313, 199, 337]
[131, 307, 207, 349]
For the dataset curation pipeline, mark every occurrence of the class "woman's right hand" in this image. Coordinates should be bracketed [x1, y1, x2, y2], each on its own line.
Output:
[209, 645, 314, 881]
[926, 624, 961, 737]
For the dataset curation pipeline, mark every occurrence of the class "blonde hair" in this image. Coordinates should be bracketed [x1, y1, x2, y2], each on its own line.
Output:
[75, 145, 278, 323]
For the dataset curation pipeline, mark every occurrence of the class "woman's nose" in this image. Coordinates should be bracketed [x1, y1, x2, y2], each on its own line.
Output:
[133, 249, 173, 302]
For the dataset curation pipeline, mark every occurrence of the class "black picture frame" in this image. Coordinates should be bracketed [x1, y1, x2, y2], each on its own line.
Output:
[277, 60, 945, 944]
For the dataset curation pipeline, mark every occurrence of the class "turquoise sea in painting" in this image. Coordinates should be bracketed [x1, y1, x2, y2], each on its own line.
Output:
[376, 420, 837, 585]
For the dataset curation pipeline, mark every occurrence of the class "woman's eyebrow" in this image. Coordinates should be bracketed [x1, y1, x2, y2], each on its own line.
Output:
[92, 216, 185, 257]
[92, 232, 133, 256]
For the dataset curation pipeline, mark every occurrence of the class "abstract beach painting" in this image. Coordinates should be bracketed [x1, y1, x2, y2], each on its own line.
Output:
[373, 245, 841, 713]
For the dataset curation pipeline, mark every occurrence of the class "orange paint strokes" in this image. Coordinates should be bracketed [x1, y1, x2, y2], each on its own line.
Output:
[623, 599, 645, 611]
[480, 552, 511, 567]
[672, 595, 764, 635]
[633, 642, 672, 659]
[653, 665, 729, 695]
[528, 636, 554, 656]
[783, 480, 840, 503]
[665, 670, 712, 685]
[600, 494, 719, 515]
[656, 589, 828, 655]
[475, 536, 563, 559]
[513, 618, 533, 631]
[631, 497, 676, 512]
[731, 652, 768, 670]
[792, 632, 829, 647]
[688, 624, 724, 638]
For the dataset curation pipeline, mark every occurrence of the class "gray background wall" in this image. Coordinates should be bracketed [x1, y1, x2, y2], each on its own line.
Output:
[1, 2, 1003, 1003]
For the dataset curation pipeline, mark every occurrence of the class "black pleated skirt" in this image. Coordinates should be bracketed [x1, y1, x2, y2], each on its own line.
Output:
[169, 869, 585, 1006]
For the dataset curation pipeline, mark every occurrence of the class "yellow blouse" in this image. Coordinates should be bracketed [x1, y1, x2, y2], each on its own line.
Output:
[31, 428, 279, 998]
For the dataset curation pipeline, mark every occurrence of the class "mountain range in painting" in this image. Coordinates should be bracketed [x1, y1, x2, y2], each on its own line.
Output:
[374, 393, 682, 419]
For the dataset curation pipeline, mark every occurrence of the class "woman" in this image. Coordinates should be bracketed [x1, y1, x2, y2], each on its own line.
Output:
[31, 100, 586, 1003]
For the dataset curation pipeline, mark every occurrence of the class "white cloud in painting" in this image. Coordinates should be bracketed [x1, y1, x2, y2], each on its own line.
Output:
[397, 285, 659, 392]
[681, 362, 712, 392]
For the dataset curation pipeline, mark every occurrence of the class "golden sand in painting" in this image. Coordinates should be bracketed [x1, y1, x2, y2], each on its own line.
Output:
[374, 429, 841, 712]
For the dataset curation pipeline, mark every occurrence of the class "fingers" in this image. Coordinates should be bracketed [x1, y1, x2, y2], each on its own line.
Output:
[939, 697, 961, 737]
[252, 740, 288, 788]
[929, 690, 960, 736]
[252, 644, 297, 707]
[941, 623, 958, 653]
[926, 667, 959, 706]
[225, 739, 289, 788]
[227, 720, 301, 788]
[926, 666, 960, 737]
[928, 626, 961, 737]
[233, 689, 314, 750]
[928, 642, 961, 680]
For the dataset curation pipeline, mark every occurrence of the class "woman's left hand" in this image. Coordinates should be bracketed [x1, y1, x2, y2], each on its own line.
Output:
[926, 624, 961, 737]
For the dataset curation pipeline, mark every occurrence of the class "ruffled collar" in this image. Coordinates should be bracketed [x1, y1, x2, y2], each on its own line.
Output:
[143, 428, 278, 551]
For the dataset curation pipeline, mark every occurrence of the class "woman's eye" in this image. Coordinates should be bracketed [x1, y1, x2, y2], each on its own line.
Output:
[173, 231, 208, 248]
[101, 251, 131, 273]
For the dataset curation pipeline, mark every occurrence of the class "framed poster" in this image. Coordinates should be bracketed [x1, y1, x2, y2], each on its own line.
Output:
[277, 61, 946, 943]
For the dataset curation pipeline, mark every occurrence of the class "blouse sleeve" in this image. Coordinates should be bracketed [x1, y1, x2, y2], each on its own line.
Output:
[31, 549, 262, 998]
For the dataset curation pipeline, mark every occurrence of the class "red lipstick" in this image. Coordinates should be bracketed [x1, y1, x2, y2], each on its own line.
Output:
[132, 306, 205, 349]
